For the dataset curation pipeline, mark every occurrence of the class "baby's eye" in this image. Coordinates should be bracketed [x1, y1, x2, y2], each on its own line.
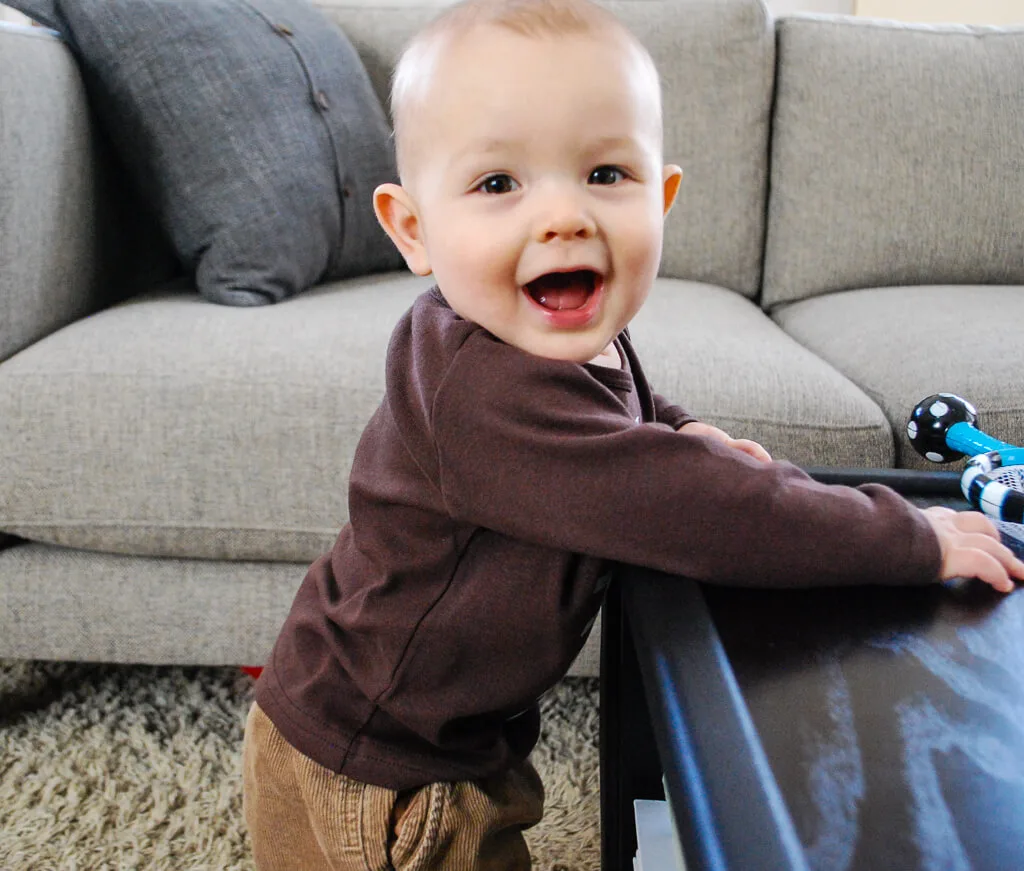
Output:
[588, 166, 627, 185]
[475, 174, 519, 195]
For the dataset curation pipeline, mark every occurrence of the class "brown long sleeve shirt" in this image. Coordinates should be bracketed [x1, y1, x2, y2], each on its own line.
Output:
[256, 287, 940, 789]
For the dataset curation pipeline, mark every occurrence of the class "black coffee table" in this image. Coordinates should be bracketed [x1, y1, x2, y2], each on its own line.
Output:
[600, 468, 1024, 871]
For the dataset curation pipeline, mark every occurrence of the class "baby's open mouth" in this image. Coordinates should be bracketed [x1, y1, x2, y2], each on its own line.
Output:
[525, 270, 598, 311]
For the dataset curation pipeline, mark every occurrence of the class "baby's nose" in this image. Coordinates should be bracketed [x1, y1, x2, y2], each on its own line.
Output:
[534, 189, 597, 242]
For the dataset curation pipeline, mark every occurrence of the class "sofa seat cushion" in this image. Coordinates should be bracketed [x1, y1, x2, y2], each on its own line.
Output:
[630, 280, 894, 467]
[773, 285, 1024, 470]
[0, 272, 432, 561]
[0, 275, 891, 563]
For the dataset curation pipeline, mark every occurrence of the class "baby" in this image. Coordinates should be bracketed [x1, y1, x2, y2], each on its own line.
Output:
[243, 1, 1024, 868]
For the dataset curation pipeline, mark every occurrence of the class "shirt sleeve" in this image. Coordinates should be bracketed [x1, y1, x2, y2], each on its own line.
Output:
[653, 393, 698, 430]
[431, 333, 940, 589]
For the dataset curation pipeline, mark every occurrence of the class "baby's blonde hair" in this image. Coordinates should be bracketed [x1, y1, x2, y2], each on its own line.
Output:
[390, 0, 662, 180]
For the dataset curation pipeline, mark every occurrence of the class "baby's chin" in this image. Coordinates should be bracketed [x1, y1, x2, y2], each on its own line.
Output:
[507, 334, 618, 366]
[440, 295, 618, 364]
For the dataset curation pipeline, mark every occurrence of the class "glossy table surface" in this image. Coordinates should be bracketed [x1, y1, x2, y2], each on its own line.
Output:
[600, 469, 1024, 871]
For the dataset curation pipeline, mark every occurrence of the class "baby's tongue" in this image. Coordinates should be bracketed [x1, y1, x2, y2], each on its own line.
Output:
[527, 272, 593, 311]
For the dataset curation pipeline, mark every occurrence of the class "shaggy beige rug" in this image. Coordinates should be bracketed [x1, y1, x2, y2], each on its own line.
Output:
[0, 661, 600, 871]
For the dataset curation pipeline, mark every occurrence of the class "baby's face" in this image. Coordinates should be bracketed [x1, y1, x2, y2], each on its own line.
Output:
[385, 25, 680, 364]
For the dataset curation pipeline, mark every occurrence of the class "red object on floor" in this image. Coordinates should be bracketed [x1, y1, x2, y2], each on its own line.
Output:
[241, 666, 263, 679]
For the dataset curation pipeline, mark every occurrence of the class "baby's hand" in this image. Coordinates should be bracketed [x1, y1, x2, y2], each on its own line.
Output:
[922, 506, 1024, 593]
[678, 421, 772, 464]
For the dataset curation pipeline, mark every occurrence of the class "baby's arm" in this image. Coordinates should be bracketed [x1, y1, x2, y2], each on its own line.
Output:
[674, 427, 1022, 590]
[678, 421, 772, 464]
[921, 506, 1024, 593]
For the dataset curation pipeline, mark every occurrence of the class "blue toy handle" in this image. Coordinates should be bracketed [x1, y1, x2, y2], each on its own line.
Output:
[946, 422, 1017, 458]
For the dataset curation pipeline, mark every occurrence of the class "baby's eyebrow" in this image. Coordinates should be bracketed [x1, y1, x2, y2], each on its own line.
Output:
[587, 135, 659, 164]
[585, 135, 641, 151]
[446, 138, 522, 176]
[453, 138, 517, 161]
[453, 134, 643, 162]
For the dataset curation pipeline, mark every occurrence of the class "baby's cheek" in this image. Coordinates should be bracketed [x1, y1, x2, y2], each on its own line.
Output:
[620, 228, 663, 282]
[449, 224, 512, 274]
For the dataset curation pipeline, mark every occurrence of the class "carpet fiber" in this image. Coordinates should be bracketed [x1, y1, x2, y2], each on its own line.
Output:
[0, 661, 601, 870]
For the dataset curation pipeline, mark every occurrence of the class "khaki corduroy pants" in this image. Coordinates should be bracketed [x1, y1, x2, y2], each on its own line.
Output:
[242, 703, 545, 870]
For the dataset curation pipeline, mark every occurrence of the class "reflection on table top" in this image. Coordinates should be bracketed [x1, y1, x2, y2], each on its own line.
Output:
[625, 468, 1024, 871]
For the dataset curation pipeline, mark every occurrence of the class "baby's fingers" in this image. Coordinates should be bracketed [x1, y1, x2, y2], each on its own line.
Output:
[730, 439, 772, 464]
[923, 506, 1024, 591]
[947, 534, 1024, 593]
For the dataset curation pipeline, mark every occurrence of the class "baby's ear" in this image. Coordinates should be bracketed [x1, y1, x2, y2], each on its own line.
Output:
[662, 165, 683, 216]
[373, 184, 431, 276]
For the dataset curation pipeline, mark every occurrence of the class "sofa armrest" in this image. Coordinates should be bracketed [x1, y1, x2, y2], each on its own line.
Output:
[0, 23, 176, 364]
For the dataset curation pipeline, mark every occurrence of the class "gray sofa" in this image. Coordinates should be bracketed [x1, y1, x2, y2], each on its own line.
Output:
[2, 0, 1022, 678]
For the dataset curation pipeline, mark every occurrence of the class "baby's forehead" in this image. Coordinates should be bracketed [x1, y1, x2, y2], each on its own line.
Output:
[422, 21, 648, 92]
[393, 23, 659, 178]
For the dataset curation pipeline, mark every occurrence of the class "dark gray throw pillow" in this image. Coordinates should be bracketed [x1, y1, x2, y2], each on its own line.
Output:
[8, 0, 404, 305]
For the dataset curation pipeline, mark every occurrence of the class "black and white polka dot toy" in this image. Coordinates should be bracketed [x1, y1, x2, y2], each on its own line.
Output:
[908, 394, 1024, 550]
[906, 393, 979, 463]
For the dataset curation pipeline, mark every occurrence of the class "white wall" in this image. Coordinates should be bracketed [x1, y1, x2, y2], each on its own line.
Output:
[768, 0, 854, 14]
[855, 0, 1023, 24]
[0, 6, 29, 25]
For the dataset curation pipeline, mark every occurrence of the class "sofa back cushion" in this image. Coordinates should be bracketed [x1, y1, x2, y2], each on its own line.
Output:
[763, 16, 1024, 309]
[315, 0, 775, 298]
